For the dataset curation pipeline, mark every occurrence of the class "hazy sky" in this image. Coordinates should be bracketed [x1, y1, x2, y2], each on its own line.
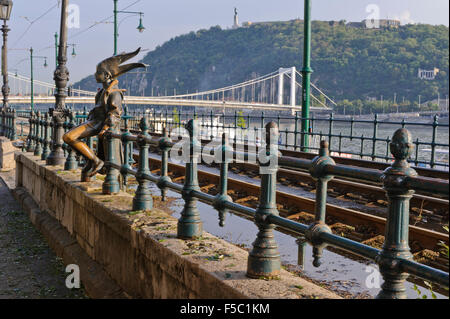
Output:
[6, 0, 449, 85]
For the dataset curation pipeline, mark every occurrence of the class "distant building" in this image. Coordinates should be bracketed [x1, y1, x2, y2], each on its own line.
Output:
[418, 68, 440, 80]
[346, 21, 365, 28]
[362, 19, 400, 28]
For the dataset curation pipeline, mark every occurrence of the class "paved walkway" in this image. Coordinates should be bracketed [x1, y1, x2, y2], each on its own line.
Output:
[0, 171, 87, 299]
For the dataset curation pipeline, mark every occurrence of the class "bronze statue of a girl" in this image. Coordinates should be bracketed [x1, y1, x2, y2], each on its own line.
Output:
[63, 48, 147, 181]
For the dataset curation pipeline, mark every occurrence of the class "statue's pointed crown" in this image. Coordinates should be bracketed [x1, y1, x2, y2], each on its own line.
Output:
[96, 47, 148, 79]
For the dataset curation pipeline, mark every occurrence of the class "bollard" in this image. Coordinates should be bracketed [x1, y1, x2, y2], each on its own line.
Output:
[247, 121, 281, 279]
[41, 113, 51, 160]
[64, 111, 78, 170]
[307, 140, 334, 267]
[157, 126, 172, 201]
[34, 111, 43, 156]
[376, 128, 416, 299]
[132, 117, 153, 211]
[213, 133, 233, 227]
[177, 119, 202, 239]
[102, 124, 120, 195]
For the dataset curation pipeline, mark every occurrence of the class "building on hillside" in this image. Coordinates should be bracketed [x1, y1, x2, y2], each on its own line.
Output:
[346, 21, 364, 28]
[362, 19, 400, 28]
[418, 68, 440, 80]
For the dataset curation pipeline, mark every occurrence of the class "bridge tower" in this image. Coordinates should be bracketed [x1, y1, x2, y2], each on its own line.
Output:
[278, 67, 296, 107]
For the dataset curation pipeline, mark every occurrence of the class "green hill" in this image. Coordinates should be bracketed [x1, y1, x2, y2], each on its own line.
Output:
[74, 20, 449, 113]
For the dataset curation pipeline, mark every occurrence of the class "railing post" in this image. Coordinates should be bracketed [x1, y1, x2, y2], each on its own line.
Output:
[294, 111, 299, 151]
[307, 140, 334, 267]
[132, 117, 153, 211]
[34, 111, 43, 157]
[0, 109, 4, 136]
[102, 124, 120, 195]
[247, 122, 281, 279]
[41, 113, 51, 161]
[11, 109, 17, 141]
[120, 107, 132, 188]
[376, 128, 416, 299]
[157, 126, 172, 201]
[372, 114, 378, 161]
[26, 111, 35, 152]
[3, 109, 8, 138]
[213, 133, 233, 227]
[64, 111, 78, 170]
[430, 115, 438, 169]
[177, 119, 202, 239]
[328, 112, 333, 149]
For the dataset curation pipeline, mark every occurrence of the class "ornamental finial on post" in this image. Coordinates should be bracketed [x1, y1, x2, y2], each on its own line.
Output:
[390, 128, 414, 167]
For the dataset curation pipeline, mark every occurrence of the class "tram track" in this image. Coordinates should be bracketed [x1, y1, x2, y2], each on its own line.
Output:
[137, 153, 449, 272]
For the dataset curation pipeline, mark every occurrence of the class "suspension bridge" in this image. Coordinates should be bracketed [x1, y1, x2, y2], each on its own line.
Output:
[6, 67, 336, 112]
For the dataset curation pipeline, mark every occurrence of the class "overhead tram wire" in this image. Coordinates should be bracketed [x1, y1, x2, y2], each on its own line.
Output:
[12, 1, 60, 48]
[295, 69, 336, 106]
[35, 0, 143, 54]
[284, 73, 329, 108]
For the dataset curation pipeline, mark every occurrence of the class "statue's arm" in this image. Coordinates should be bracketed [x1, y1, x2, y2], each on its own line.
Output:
[106, 91, 123, 125]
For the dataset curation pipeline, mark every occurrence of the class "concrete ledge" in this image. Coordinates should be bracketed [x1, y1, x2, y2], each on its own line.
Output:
[14, 152, 340, 299]
[12, 187, 127, 299]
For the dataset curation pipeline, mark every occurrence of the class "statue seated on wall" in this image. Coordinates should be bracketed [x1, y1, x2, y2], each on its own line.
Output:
[63, 48, 147, 181]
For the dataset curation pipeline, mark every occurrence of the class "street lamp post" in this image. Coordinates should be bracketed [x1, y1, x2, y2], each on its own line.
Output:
[29, 47, 48, 111]
[47, 0, 69, 166]
[300, 0, 312, 151]
[1, 0, 13, 112]
[113, 0, 145, 55]
[55, 32, 77, 65]
[54, 32, 58, 68]
[0, 0, 12, 137]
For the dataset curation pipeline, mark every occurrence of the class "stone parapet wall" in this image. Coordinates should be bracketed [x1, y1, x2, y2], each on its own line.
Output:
[14, 152, 339, 299]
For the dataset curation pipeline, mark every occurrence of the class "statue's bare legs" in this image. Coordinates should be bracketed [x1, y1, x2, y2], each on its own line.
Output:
[63, 121, 104, 178]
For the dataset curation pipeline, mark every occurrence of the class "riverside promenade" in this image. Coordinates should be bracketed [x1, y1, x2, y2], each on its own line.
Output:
[0, 170, 86, 299]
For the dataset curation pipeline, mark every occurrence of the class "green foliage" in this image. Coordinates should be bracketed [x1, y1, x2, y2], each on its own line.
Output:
[236, 111, 247, 129]
[172, 108, 180, 126]
[75, 21, 449, 105]
[413, 283, 437, 299]
[439, 225, 449, 259]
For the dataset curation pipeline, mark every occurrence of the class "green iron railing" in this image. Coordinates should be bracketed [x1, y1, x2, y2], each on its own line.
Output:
[4, 107, 449, 171]
[123, 110, 449, 171]
[3, 106, 449, 298]
[100, 116, 448, 299]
